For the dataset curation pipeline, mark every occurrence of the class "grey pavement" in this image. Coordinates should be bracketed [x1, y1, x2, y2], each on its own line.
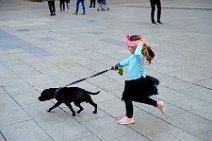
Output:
[0, 0, 212, 141]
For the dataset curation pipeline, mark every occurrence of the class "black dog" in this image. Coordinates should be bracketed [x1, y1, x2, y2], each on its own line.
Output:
[38, 87, 100, 116]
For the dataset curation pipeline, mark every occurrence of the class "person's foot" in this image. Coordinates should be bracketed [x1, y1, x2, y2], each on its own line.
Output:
[97, 8, 100, 11]
[118, 116, 135, 125]
[157, 101, 165, 114]
[50, 13, 54, 16]
[152, 20, 157, 24]
[82, 12, 86, 15]
[157, 21, 163, 24]
[73, 12, 78, 15]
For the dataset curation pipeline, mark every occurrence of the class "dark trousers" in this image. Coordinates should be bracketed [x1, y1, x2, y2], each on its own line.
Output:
[60, 0, 65, 11]
[122, 77, 158, 118]
[124, 96, 157, 118]
[90, 0, 96, 7]
[75, 0, 85, 13]
[150, 0, 161, 22]
[48, 1, 56, 15]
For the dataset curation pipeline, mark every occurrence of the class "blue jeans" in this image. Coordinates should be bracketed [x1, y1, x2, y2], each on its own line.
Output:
[75, 0, 85, 13]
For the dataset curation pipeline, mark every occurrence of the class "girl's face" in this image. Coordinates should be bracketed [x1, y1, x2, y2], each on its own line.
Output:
[127, 46, 136, 54]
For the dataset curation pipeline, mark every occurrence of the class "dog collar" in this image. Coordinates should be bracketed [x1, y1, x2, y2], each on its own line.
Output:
[54, 87, 62, 98]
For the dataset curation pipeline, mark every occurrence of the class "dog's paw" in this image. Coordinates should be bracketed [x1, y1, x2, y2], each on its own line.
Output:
[93, 111, 97, 114]
[72, 113, 76, 116]
[47, 109, 51, 112]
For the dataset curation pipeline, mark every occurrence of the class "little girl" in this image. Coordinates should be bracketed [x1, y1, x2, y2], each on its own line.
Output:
[114, 34, 165, 125]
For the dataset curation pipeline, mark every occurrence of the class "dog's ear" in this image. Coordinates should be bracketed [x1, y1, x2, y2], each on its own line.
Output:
[46, 89, 53, 95]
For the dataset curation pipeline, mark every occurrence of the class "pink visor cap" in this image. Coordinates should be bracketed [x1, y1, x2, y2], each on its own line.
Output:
[127, 34, 145, 47]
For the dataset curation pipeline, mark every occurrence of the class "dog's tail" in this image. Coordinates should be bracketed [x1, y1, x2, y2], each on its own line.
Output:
[89, 91, 100, 95]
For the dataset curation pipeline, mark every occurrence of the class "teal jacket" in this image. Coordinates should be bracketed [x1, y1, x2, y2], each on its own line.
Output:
[117, 43, 146, 80]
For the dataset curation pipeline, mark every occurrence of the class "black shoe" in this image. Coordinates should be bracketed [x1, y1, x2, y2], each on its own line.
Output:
[152, 21, 157, 24]
[50, 13, 54, 16]
[157, 21, 163, 24]
[151, 19, 157, 24]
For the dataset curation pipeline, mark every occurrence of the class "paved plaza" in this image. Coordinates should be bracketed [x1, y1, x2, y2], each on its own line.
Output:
[0, 0, 212, 141]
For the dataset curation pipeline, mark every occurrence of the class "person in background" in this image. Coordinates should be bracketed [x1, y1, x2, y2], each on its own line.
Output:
[47, 0, 56, 16]
[97, 0, 103, 11]
[65, 0, 71, 12]
[60, 0, 65, 12]
[150, 0, 162, 24]
[74, 0, 86, 15]
[102, 0, 110, 11]
[89, 0, 96, 8]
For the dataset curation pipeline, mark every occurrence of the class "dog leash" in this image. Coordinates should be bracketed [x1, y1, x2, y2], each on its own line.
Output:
[65, 67, 114, 87]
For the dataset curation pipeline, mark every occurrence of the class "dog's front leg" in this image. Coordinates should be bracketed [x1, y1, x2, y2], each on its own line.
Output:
[47, 101, 62, 112]
[65, 103, 76, 116]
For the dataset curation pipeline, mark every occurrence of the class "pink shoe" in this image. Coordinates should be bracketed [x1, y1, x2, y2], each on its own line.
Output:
[118, 116, 135, 125]
[157, 101, 165, 114]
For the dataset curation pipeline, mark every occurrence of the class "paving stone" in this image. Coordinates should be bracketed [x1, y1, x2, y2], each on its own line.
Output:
[149, 128, 201, 141]
[74, 135, 102, 141]
[131, 110, 174, 137]
[196, 129, 212, 141]
[98, 99, 126, 117]
[0, 88, 17, 107]
[166, 111, 212, 133]
[0, 120, 50, 141]
[0, 106, 31, 127]
[180, 85, 212, 103]
[110, 132, 149, 141]
[174, 98, 212, 121]
[82, 116, 135, 141]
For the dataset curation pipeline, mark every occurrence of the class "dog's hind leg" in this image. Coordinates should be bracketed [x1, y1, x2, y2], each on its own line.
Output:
[87, 98, 97, 114]
[74, 102, 84, 114]
[65, 103, 76, 116]
[47, 101, 62, 112]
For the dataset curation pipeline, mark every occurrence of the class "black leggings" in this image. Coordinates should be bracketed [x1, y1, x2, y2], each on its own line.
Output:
[150, 0, 161, 22]
[124, 96, 157, 118]
[122, 76, 159, 118]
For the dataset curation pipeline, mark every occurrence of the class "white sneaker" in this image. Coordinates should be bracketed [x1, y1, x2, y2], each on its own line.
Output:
[118, 116, 135, 125]
[157, 101, 165, 114]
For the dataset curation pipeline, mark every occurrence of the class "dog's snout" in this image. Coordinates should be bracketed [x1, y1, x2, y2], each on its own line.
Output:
[38, 96, 43, 101]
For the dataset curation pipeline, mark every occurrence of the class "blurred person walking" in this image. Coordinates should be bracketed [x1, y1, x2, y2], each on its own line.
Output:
[47, 0, 56, 16]
[60, 0, 65, 12]
[150, 0, 162, 24]
[74, 0, 86, 15]
[89, 0, 96, 8]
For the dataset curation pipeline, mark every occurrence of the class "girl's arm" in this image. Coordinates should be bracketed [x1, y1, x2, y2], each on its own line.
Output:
[116, 58, 129, 68]
[134, 42, 143, 56]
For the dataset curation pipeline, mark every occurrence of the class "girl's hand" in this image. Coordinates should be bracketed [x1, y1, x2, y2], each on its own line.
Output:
[112, 65, 118, 71]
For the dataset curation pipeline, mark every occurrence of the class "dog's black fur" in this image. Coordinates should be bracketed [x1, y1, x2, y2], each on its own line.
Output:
[38, 87, 100, 116]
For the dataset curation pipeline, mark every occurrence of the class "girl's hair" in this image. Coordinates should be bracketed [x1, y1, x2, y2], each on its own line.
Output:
[130, 35, 155, 64]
